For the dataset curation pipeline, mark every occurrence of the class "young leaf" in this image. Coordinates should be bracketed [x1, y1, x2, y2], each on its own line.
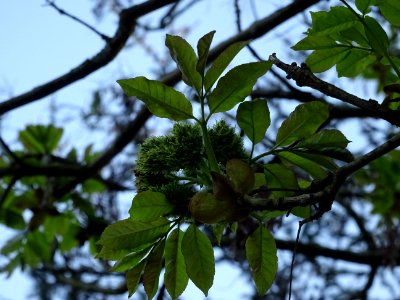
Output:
[143, 239, 166, 299]
[98, 218, 170, 251]
[117, 77, 193, 121]
[208, 61, 272, 114]
[204, 40, 248, 92]
[363, 16, 389, 55]
[246, 225, 278, 294]
[197, 31, 216, 76]
[111, 247, 151, 272]
[212, 223, 226, 246]
[278, 151, 327, 180]
[305, 47, 350, 73]
[165, 34, 202, 92]
[226, 159, 255, 194]
[129, 191, 174, 221]
[275, 101, 329, 147]
[181, 224, 215, 296]
[126, 260, 146, 298]
[164, 229, 188, 299]
[236, 99, 270, 144]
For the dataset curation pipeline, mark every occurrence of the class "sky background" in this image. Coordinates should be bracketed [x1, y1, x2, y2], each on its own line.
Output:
[0, 1, 394, 299]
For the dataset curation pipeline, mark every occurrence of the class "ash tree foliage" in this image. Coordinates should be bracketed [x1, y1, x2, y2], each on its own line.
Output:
[1, 0, 400, 299]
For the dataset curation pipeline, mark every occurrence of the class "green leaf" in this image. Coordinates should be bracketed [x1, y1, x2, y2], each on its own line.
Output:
[197, 31, 216, 76]
[117, 77, 193, 121]
[339, 24, 370, 47]
[1, 233, 24, 255]
[82, 179, 106, 193]
[164, 229, 188, 299]
[26, 230, 52, 263]
[126, 260, 146, 298]
[98, 218, 170, 253]
[143, 240, 166, 299]
[275, 101, 329, 147]
[111, 247, 151, 272]
[305, 47, 350, 73]
[264, 164, 299, 198]
[181, 224, 215, 296]
[355, 0, 373, 15]
[292, 206, 311, 218]
[307, 148, 354, 162]
[363, 16, 389, 55]
[297, 129, 350, 149]
[245, 225, 278, 294]
[212, 224, 225, 246]
[237, 99, 270, 144]
[377, 0, 400, 26]
[208, 61, 272, 114]
[309, 6, 359, 36]
[291, 150, 338, 171]
[18, 125, 63, 154]
[278, 151, 327, 180]
[204, 40, 248, 92]
[165, 34, 202, 92]
[226, 159, 255, 194]
[336, 49, 376, 77]
[292, 36, 338, 50]
[129, 191, 174, 221]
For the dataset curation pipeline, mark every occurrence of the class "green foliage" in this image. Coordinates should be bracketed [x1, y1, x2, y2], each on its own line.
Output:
[245, 225, 278, 294]
[292, 1, 400, 81]
[237, 99, 271, 144]
[129, 191, 174, 221]
[165, 34, 202, 93]
[117, 77, 193, 121]
[204, 40, 248, 92]
[164, 229, 188, 299]
[208, 61, 272, 115]
[276, 101, 329, 147]
[181, 224, 215, 295]
[96, 30, 354, 298]
[19, 124, 63, 154]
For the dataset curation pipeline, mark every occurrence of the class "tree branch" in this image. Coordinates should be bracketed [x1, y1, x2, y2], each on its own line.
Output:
[268, 54, 400, 126]
[246, 131, 400, 214]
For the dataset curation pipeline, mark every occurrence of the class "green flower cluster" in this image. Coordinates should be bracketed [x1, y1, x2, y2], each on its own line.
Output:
[134, 120, 247, 213]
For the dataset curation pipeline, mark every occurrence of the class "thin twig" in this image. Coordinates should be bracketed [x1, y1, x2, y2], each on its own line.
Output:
[45, 0, 111, 41]
[288, 221, 304, 300]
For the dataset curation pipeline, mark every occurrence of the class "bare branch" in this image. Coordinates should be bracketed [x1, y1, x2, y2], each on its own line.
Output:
[45, 0, 111, 41]
[0, 0, 179, 115]
[269, 54, 400, 126]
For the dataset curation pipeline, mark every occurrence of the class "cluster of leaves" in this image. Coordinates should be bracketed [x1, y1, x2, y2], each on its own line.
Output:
[292, 0, 400, 86]
[97, 29, 354, 298]
[0, 125, 108, 275]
